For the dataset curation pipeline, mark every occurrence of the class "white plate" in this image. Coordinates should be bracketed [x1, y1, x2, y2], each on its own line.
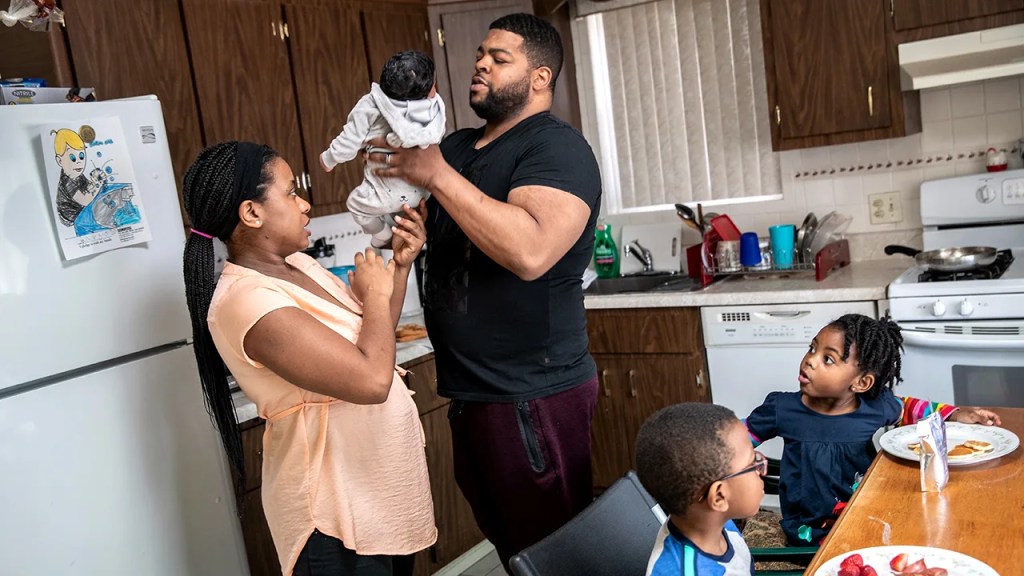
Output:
[813, 545, 998, 576]
[878, 422, 1020, 466]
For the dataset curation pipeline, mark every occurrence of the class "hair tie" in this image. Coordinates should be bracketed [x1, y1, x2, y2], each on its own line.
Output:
[191, 228, 215, 240]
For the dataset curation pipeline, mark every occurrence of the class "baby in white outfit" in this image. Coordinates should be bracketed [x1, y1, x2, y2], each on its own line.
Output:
[320, 50, 447, 247]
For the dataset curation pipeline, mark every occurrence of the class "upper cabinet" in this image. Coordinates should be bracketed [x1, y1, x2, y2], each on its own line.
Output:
[759, 0, 1024, 151]
[767, 0, 891, 141]
[62, 0, 203, 224]
[427, 0, 581, 133]
[760, 0, 912, 151]
[892, 0, 1024, 31]
[182, 0, 307, 196]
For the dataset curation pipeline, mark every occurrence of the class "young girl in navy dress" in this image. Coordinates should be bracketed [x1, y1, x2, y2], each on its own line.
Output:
[744, 314, 1001, 546]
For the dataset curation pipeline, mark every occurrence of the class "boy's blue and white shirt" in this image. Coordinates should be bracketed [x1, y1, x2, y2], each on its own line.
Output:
[645, 519, 754, 576]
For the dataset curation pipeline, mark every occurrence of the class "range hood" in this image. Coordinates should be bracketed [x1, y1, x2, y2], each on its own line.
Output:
[898, 23, 1024, 90]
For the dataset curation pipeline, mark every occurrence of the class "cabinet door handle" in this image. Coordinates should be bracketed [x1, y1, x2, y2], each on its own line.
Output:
[867, 86, 874, 117]
[271, 21, 278, 38]
[696, 369, 704, 390]
[774, 105, 781, 126]
[303, 171, 311, 192]
[600, 369, 610, 397]
[628, 369, 637, 398]
[437, 28, 445, 47]
[282, 22, 289, 39]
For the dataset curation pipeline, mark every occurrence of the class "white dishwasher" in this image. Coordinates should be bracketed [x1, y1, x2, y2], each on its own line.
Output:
[701, 301, 877, 461]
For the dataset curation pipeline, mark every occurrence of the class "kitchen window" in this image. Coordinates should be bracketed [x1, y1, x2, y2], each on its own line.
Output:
[572, 0, 781, 213]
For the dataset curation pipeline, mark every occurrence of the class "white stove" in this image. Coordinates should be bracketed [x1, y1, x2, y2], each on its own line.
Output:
[886, 169, 1024, 407]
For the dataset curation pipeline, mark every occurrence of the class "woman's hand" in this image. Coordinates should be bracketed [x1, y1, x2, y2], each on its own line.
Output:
[391, 201, 428, 269]
[951, 407, 1002, 426]
[348, 248, 395, 302]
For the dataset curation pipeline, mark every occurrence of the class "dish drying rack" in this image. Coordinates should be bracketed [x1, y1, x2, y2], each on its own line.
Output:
[689, 229, 851, 286]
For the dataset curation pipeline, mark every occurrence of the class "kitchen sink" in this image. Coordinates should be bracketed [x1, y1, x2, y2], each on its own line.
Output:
[584, 272, 699, 295]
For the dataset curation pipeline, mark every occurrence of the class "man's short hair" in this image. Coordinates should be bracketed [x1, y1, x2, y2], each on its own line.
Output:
[635, 403, 738, 517]
[380, 50, 436, 101]
[489, 13, 563, 89]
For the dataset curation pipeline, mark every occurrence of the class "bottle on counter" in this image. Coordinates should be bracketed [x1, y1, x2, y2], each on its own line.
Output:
[593, 222, 620, 278]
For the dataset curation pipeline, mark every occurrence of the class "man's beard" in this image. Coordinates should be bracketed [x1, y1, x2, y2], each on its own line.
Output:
[470, 75, 531, 122]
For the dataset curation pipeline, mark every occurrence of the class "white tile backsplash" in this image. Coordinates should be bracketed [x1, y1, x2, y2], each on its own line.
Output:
[920, 88, 951, 121]
[950, 82, 986, 118]
[952, 115, 989, 149]
[600, 80, 1023, 262]
[984, 77, 1022, 114]
[987, 110, 1024, 146]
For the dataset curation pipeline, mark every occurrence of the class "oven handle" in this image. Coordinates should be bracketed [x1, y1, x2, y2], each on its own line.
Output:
[902, 330, 1024, 351]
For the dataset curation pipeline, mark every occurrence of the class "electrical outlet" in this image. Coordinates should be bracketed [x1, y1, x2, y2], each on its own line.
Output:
[868, 191, 902, 224]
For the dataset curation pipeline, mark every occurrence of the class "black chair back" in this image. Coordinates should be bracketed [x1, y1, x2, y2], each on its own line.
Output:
[508, 471, 664, 576]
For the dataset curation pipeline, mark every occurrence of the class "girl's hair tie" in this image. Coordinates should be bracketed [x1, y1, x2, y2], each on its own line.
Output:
[190, 228, 215, 240]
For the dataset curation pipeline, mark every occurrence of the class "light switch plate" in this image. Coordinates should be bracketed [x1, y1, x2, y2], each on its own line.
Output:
[619, 223, 684, 275]
[869, 191, 903, 224]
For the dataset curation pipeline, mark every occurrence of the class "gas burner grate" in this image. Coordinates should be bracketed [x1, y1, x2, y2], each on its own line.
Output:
[918, 250, 1014, 282]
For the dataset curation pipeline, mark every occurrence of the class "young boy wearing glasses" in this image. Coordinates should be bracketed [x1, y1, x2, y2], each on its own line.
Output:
[636, 403, 765, 576]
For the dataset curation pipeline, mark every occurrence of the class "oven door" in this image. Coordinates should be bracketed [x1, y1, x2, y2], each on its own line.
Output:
[896, 320, 1024, 408]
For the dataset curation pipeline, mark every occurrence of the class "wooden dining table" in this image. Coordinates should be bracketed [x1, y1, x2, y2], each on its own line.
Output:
[804, 407, 1024, 575]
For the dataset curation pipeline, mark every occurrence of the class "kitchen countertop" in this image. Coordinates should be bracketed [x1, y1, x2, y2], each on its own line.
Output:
[232, 313, 433, 424]
[584, 258, 910, 309]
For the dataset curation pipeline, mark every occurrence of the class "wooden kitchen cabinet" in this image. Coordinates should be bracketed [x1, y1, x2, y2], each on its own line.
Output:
[759, 0, 1024, 151]
[282, 0, 372, 216]
[427, 0, 581, 133]
[892, 0, 1024, 31]
[760, 0, 918, 150]
[236, 419, 281, 576]
[586, 308, 710, 491]
[60, 0, 204, 225]
[182, 0, 432, 217]
[182, 0, 307, 194]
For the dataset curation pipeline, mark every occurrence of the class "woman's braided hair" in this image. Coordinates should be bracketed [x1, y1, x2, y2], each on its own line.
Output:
[181, 141, 277, 499]
[826, 314, 904, 399]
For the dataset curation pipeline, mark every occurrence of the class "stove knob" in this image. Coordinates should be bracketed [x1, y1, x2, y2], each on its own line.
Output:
[976, 185, 996, 204]
[960, 299, 974, 317]
[931, 300, 947, 317]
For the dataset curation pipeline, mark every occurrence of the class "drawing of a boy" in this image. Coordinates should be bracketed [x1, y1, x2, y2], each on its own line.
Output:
[52, 128, 93, 227]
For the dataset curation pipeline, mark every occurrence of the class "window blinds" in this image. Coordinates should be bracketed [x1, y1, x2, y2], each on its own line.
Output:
[576, 0, 781, 212]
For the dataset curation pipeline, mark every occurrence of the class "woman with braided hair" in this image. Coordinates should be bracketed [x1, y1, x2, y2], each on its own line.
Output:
[181, 141, 434, 576]
[742, 313, 1000, 547]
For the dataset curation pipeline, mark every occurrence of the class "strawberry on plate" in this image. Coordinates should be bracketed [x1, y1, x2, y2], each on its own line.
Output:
[890, 553, 908, 571]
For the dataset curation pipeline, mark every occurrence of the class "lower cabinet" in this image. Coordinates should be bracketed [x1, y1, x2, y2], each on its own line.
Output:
[236, 355, 482, 576]
[587, 308, 711, 491]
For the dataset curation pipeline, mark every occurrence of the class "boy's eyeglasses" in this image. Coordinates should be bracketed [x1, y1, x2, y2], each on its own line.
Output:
[696, 452, 768, 502]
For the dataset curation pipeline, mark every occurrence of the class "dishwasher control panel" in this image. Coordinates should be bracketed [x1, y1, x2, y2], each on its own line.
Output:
[701, 301, 877, 346]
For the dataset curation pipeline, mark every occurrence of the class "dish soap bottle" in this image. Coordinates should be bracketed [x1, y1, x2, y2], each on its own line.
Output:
[593, 222, 620, 278]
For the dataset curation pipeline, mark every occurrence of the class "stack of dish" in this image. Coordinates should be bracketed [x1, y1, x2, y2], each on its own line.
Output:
[796, 211, 851, 263]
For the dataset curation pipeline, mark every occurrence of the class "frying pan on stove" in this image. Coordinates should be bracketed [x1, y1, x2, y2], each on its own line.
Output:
[884, 245, 998, 272]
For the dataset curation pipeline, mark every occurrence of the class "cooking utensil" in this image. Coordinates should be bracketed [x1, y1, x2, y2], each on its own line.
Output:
[884, 245, 998, 272]
[697, 203, 705, 231]
[674, 203, 703, 232]
[796, 212, 817, 263]
[806, 211, 851, 259]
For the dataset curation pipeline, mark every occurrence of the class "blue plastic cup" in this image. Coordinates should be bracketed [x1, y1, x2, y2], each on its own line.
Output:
[769, 224, 796, 269]
[740, 232, 761, 267]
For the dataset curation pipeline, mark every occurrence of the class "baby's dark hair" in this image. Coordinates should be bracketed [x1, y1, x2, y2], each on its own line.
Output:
[490, 13, 563, 89]
[379, 50, 435, 101]
[635, 403, 738, 517]
[826, 314, 904, 399]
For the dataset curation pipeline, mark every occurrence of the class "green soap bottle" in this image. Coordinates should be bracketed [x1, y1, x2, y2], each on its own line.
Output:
[593, 222, 620, 278]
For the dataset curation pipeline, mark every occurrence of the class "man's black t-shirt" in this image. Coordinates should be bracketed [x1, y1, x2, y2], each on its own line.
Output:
[423, 112, 602, 402]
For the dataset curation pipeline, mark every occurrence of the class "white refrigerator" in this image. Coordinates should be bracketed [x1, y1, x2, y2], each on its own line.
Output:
[0, 97, 249, 575]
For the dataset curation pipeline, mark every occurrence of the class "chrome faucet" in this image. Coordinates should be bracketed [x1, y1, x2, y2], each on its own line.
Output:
[624, 239, 654, 272]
